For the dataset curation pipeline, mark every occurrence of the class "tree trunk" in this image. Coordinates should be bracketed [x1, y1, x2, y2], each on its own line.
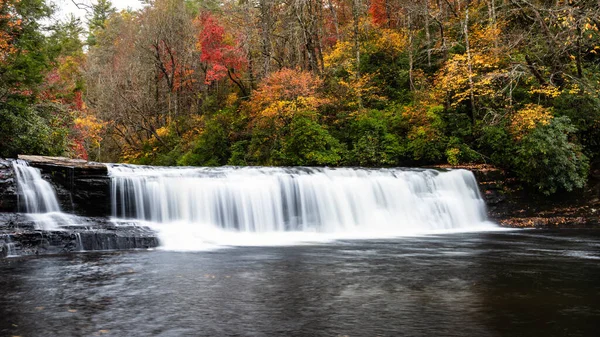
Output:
[464, 6, 477, 124]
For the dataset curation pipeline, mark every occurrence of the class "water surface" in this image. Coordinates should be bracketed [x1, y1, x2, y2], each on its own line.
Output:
[1, 229, 599, 337]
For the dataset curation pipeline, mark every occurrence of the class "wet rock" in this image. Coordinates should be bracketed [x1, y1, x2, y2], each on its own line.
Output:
[0, 159, 18, 213]
[0, 243, 8, 258]
[18, 155, 111, 217]
[0, 213, 159, 258]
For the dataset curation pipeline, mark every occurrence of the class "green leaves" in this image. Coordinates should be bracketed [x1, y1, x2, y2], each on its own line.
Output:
[513, 116, 589, 195]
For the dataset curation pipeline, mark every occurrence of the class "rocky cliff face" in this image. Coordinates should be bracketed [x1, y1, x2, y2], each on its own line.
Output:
[0, 159, 17, 213]
[18, 155, 111, 217]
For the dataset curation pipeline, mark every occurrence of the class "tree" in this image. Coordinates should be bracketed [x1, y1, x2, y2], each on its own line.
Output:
[0, 0, 70, 158]
[196, 12, 248, 95]
[86, 0, 115, 46]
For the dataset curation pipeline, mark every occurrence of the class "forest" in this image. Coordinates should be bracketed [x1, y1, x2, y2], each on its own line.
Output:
[0, 0, 598, 195]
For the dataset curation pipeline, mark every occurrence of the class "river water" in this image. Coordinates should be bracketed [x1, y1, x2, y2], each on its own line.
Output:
[1, 229, 599, 337]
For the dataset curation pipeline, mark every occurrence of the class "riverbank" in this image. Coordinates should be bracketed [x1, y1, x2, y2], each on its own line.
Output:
[440, 164, 600, 229]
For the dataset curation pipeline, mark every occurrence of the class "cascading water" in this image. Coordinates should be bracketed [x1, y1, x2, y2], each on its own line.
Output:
[108, 165, 496, 250]
[12, 160, 74, 230]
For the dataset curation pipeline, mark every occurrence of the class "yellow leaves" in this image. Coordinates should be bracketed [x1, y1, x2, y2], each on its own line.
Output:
[529, 85, 561, 98]
[74, 114, 106, 149]
[436, 52, 503, 107]
[324, 41, 353, 69]
[470, 23, 502, 51]
[510, 104, 553, 140]
[338, 72, 386, 109]
[225, 92, 238, 106]
[155, 125, 169, 138]
[567, 84, 581, 95]
[374, 29, 408, 55]
[584, 23, 596, 31]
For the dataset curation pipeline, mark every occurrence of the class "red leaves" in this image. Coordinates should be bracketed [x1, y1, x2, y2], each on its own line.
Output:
[368, 0, 388, 27]
[196, 13, 247, 84]
[156, 40, 196, 92]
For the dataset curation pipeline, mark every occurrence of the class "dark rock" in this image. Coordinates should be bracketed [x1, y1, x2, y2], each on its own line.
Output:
[18, 155, 111, 217]
[0, 213, 159, 258]
[0, 159, 17, 213]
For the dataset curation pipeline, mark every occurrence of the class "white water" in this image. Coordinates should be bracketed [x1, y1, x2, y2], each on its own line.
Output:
[108, 165, 497, 250]
[12, 160, 75, 230]
[1, 235, 16, 257]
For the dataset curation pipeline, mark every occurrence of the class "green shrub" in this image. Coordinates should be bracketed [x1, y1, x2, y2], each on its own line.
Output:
[513, 116, 589, 195]
[274, 114, 343, 166]
[178, 115, 230, 166]
[347, 110, 402, 166]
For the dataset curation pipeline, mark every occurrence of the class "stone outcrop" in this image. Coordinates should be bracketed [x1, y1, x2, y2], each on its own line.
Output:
[0, 213, 159, 257]
[0, 159, 17, 213]
[18, 155, 111, 217]
[0, 156, 159, 258]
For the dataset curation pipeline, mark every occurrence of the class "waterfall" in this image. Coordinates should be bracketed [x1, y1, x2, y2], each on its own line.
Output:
[109, 165, 496, 249]
[12, 160, 74, 230]
[13, 159, 61, 213]
[1, 235, 16, 257]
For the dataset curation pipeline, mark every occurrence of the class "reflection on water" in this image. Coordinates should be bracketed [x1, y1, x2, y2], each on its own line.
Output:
[1, 229, 599, 337]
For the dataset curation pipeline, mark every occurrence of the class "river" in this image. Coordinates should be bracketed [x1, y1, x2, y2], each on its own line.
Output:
[1, 229, 599, 337]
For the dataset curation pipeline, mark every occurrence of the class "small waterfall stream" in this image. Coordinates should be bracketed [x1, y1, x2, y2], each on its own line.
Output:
[108, 165, 496, 249]
[12, 160, 75, 230]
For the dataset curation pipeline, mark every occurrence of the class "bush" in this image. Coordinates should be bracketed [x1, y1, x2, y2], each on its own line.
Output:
[477, 124, 514, 167]
[445, 137, 482, 165]
[398, 105, 447, 164]
[347, 110, 402, 166]
[178, 115, 231, 166]
[513, 116, 589, 195]
[0, 103, 70, 158]
[269, 114, 342, 166]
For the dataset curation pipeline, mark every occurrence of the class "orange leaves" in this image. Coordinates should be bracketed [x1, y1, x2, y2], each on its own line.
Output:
[247, 68, 325, 117]
[244, 68, 325, 135]
[255, 68, 322, 102]
[155, 40, 196, 92]
[71, 114, 105, 160]
[0, 0, 22, 63]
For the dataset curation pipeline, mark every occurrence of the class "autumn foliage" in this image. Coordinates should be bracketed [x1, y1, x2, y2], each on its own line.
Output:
[197, 13, 247, 85]
[1, 0, 598, 195]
